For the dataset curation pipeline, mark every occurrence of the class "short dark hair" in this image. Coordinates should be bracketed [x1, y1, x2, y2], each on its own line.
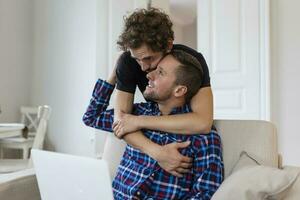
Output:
[117, 8, 174, 53]
[169, 50, 203, 102]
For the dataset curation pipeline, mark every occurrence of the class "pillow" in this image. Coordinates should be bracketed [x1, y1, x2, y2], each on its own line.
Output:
[230, 151, 260, 172]
[211, 151, 300, 200]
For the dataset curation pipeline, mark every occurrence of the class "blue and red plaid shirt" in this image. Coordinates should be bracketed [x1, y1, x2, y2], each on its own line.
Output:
[83, 79, 224, 200]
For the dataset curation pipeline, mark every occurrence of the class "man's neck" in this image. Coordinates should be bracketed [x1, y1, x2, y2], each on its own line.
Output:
[158, 98, 185, 115]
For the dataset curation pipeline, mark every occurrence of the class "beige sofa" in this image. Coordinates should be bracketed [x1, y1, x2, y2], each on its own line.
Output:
[0, 120, 299, 199]
[212, 120, 300, 199]
[102, 120, 300, 199]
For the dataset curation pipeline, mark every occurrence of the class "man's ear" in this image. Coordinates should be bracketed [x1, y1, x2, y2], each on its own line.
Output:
[174, 85, 187, 98]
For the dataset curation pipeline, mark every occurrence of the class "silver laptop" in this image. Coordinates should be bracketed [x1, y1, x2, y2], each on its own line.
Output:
[31, 149, 114, 200]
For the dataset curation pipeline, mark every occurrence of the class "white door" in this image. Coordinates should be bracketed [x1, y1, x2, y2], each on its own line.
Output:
[197, 0, 270, 120]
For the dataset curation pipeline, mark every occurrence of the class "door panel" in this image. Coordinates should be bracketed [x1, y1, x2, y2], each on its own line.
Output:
[198, 0, 269, 119]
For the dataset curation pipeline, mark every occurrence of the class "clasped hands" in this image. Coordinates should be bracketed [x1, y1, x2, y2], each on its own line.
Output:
[113, 112, 138, 139]
[113, 113, 192, 177]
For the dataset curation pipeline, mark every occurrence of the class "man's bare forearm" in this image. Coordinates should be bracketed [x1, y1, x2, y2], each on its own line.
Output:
[136, 112, 212, 134]
[122, 130, 161, 159]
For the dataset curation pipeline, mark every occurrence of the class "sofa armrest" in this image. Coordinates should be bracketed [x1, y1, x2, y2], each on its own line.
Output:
[282, 166, 300, 200]
[0, 168, 41, 200]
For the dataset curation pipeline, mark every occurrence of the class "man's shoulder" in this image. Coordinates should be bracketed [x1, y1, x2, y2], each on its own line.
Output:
[173, 44, 203, 56]
[117, 51, 140, 70]
[119, 51, 131, 59]
[173, 44, 194, 51]
[116, 51, 145, 93]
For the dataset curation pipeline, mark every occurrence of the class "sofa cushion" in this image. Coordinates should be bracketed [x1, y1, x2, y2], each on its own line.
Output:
[282, 166, 300, 200]
[214, 120, 278, 178]
[211, 152, 299, 200]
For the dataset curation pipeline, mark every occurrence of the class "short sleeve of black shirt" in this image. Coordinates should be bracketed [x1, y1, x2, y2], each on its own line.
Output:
[116, 51, 148, 94]
[116, 44, 211, 94]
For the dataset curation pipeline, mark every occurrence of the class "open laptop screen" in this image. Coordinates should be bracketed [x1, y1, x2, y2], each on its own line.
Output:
[31, 149, 114, 200]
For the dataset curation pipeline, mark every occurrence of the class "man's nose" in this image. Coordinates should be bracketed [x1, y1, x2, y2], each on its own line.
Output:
[146, 71, 154, 80]
[140, 61, 151, 71]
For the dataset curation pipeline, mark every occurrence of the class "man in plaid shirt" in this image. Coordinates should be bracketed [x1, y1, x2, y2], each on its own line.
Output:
[83, 50, 223, 199]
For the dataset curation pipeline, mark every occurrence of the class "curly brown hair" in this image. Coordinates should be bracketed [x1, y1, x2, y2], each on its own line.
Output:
[117, 8, 174, 53]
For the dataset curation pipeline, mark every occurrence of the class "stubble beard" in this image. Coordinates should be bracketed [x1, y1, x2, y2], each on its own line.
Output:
[143, 89, 173, 102]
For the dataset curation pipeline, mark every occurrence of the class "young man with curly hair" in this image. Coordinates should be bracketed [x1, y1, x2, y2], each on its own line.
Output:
[83, 50, 223, 199]
[112, 8, 216, 178]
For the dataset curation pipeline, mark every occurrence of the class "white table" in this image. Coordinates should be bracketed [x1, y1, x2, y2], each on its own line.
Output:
[0, 123, 25, 139]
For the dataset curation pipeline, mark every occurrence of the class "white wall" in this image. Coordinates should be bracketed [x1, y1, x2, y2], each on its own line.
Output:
[31, 0, 98, 157]
[173, 23, 183, 45]
[182, 19, 197, 50]
[271, 0, 300, 165]
[170, 0, 197, 49]
[172, 21, 197, 49]
[0, 0, 33, 122]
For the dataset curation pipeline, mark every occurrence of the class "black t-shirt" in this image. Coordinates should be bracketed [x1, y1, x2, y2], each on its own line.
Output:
[116, 44, 211, 94]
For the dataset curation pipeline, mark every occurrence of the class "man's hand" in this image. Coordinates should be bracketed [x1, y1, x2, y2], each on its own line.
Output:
[152, 141, 193, 177]
[113, 113, 140, 138]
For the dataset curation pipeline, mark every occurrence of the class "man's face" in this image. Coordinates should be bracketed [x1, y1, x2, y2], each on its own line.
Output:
[143, 55, 180, 102]
[130, 44, 164, 72]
